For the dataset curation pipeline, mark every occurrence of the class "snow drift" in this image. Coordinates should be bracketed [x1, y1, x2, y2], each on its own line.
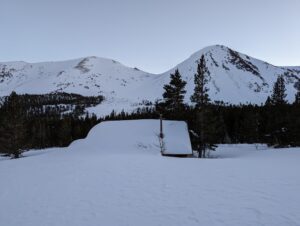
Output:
[70, 119, 192, 155]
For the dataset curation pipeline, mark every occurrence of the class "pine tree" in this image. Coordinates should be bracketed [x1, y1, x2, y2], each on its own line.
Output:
[263, 75, 288, 146]
[162, 69, 187, 112]
[270, 75, 287, 105]
[58, 117, 72, 146]
[190, 55, 216, 158]
[265, 96, 272, 106]
[0, 92, 27, 158]
[294, 84, 300, 105]
[190, 55, 210, 107]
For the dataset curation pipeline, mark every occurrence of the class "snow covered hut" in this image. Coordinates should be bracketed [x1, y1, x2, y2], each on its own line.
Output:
[70, 119, 193, 156]
[159, 119, 193, 157]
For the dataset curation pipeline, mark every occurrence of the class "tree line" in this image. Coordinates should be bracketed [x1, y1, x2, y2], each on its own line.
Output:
[0, 92, 103, 158]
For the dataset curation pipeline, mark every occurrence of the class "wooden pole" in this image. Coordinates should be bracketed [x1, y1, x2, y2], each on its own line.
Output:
[159, 114, 165, 155]
[159, 114, 163, 139]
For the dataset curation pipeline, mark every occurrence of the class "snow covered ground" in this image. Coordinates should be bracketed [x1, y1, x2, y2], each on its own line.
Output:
[1, 120, 300, 226]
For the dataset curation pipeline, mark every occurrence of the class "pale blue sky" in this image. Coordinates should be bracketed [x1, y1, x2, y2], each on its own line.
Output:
[0, 0, 299, 73]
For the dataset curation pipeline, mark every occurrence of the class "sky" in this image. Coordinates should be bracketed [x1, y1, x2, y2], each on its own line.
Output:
[0, 0, 299, 73]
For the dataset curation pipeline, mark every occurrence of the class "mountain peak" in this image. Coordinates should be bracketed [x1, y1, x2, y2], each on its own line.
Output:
[0, 46, 299, 114]
[189, 45, 228, 59]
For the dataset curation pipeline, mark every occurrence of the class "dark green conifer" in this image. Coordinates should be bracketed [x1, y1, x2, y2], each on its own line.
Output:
[0, 92, 27, 158]
[270, 75, 287, 105]
[162, 69, 187, 112]
[294, 84, 300, 105]
[190, 55, 210, 107]
[190, 55, 216, 158]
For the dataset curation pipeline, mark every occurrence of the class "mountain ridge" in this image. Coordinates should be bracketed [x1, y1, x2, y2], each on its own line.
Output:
[1, 45, 299, 116]
[2, 45, 299, 73]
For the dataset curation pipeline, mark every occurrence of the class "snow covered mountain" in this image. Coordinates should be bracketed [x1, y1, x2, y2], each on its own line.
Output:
[1, 45, 299, 115]
[158, 45, 300, 104]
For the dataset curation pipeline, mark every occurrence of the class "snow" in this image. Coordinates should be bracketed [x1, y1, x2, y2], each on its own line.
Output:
[159, 45, 300, 105]
[1, 120, 300, 226]
[1, 45, 299, 117]
[161, 120, 192, 155]
[70, 119, 192, 155]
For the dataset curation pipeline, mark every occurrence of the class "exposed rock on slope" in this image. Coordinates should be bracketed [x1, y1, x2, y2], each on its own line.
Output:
[0, 45, 299, 115]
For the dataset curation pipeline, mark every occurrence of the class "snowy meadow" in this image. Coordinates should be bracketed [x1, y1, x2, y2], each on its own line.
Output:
[1, 120, 299, 226]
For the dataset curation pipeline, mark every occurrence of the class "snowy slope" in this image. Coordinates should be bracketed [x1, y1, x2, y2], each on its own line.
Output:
[1, 121, 300, 226]
[0, 57, 154, 99]
[155, 45, 300, 104]
[1, 45, 299, 116]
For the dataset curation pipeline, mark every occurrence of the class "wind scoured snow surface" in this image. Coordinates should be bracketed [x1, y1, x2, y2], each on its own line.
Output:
[1, 120, 300, 226]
